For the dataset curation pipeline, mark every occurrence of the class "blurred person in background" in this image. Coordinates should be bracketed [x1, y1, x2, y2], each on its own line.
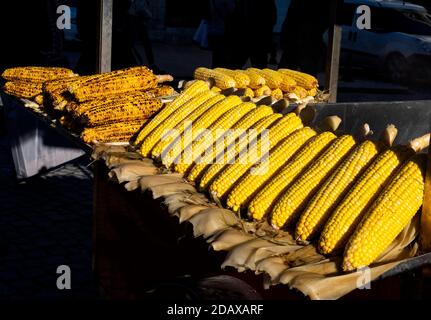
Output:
[226, 0, 277, 69]
[0, 0, 67, 73]
[204, 0, 236, 68]
[279, 0, 331, 76]
[128, 0, 161, 73]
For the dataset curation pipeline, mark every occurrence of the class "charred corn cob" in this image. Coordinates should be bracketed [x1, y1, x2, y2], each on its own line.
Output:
[296, 140, 382, 242]
[278, 69, 318, 90]
[199, 113, 282, 190]
[134, 80, 209, 146]
[174, 102, 256, 173]
[318, 135, 429, 255]
[80, 97, 162, 127]
[187, 106, 274, 183]
[3, 81, 43, 99]
[214, 68, 250, 88]
[209, 114, 303, 199]
[343, 154, 426, 271]
[227, 127, 317, 212]
[194, 67, 236, 89]
[242, 69, 266, 89]
[70, 72, 158, 103]
[34, 94, 44, 105]
[2, 66, 74, 82]
[140, 91, 218, 157]
[163, 95, 243, 167]
[248, 132, 337, 221]
[271, 135, 356, 229]
[151, 94, 224, 159]
[81, 120, 147, 144]
[145, 85, 175, 98]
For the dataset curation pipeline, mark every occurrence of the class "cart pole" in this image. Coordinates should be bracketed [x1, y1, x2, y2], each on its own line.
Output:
[324, 0, 342, 103]
[96, 0, 113, 73]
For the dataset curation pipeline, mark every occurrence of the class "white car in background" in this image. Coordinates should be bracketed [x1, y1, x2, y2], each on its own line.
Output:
[326, 0, 431, 83]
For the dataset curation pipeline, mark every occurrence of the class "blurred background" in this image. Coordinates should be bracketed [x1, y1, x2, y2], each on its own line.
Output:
[1, 0, 431, 101]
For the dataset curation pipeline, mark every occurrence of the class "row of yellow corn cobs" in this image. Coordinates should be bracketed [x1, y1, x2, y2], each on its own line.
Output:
[133, 79, 429, 271]
[1, 66, 176, 144]
[194, 67, 319, 102]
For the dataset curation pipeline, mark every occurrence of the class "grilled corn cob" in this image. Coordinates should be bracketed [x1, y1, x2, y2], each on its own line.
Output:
[80, 96, 162, 127]
[70, 71, 160, 103]
[151, 94, 224, 159]
[278, 69, 318, 90]
[276, 72, 297, 92]
[145, 85, 175, 98]
[174, 102, 256, 173]
[215, 68, 250, 88]
[194, 67, 236, 89]
[227, 127, 317, 212]
[319, 133, 430, 255]
[3, 81, 43, 99]
[139, 90, 218, 157]
[248, 132, 337, 221]
[343, 154, 426, 271]
[34, 94, 44, 105]
[2, 66, 74, 82]
[209, 114, 303, 199]
[187, 106, 274, 183]
[163, 95, 243, 167]
[199, 113, 282, 190]
[81, 120, 147, 144]
[242, 69, 266, 89]
[134, 80, 209, 146]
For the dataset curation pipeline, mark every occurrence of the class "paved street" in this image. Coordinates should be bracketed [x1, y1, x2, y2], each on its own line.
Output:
[0, 133, 99, 300]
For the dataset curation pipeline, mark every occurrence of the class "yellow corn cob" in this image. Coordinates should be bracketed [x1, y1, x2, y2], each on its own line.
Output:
[288, 86, 309, 99]
[276, 71, 297, 92]
[151, 94, 224, 159]
[211, 86, 222, 93]
[254, 85, 271, 97]
[209, 114, 303, 199]
[34, 94, 44, 105]
[243, 88, 254, 98]
[296, 140, 382, 242]
[194, 67, 236, 89]
[318, 145, 416, 255]
[226, 127, 317, 212]
[81, 120, 147, 144]
[146, 85, 175, 97]
[271, 135, 356, 229]
[134, 80, 209, 146]
[248, 132, 337, 221]
[80, 97, 162, 127]
[174, 102, 256, 173]
[343, 154, 426, 271]
[187, 106, 274, 183]
[140, 90, 217, 157]
[271, 88, 283, 100]
[215, 68, 250, 88]
[70, 72, 158, 103]
[2, 66, 74, 82]
[3, 81, 43, 99]
[199, 113, 282, 190]
[248, 68, 282, 90]
[242, 69, 266, 89]
[278, 68, 318, 90]
[307, 87, 318, 97]
[162, 95, 243, 167]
